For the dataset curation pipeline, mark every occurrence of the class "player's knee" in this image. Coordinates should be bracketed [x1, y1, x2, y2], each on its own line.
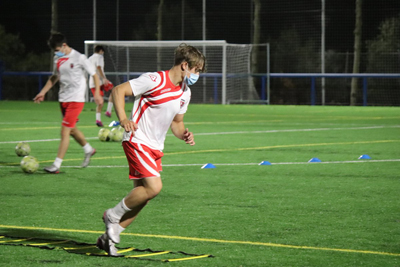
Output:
[70, 128, 76, 136]
[61, 126, 71, 137]
[146, 183, 162, 200]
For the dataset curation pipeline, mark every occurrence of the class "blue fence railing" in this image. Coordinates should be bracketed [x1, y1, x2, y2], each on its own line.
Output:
[0, 71, 399, 105]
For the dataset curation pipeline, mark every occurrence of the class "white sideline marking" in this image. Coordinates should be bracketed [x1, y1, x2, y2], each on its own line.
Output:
[194, 125, 400, 136]
[1, 159, 399, 169]
[0, 125, 399, 144]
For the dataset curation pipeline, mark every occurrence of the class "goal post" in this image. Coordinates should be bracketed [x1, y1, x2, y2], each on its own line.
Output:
[84, 40, 259, 104]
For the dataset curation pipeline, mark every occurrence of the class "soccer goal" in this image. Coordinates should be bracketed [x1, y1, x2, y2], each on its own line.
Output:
[84, 40, 260, 104]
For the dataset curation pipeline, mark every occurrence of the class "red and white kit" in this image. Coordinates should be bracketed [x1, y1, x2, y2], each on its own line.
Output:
[53, 49, 96, 102]
[53, 49, 96, 127]
[88, 53, 105, 88]
[123, 70, 191, 179]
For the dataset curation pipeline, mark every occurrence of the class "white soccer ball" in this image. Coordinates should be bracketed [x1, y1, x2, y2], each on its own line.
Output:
[20, 156, 39, 174]
[98, 128, 111, 141]
[110, 127, 123, 142]
[15, 142, 31, 157]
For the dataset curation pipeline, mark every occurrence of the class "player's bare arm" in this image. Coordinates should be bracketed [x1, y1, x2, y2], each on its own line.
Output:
[171, 114, 195, 146]
[97, 66, 109, 85]
[33, 74, 59, 103]
[111, 82, 138, 133]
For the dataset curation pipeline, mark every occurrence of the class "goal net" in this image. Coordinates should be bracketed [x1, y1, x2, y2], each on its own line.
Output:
[84, 40, 259, 104]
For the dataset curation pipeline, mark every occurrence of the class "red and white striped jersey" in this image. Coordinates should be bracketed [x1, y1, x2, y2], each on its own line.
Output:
[123, 70, 191, 151]
[53, 49, 96, 102]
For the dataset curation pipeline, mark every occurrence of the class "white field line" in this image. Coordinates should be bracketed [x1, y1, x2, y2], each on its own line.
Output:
[1, 159, 399, 169]
[194, 125, 400, 136]
[1, 125, 399, 144]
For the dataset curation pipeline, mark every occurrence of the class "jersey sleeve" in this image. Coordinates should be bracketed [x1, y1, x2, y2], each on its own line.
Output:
[80, 55, 96, 76]
[98, 55, 105, 69]
[128, 72, 160, 96]
[178, 88, 191, 114]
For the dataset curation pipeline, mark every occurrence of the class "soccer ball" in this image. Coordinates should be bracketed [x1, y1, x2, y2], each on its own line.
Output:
[98, 128, 111, 141]
[110, 127, 123, 142]
[20, 156, 39, 174]
[15, 142, 31, 157]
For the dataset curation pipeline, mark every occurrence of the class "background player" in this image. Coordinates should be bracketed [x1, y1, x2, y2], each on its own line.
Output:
[89, 45, 114, 127]
[96, 43, 205, 255]
[33, 32, 103, 173]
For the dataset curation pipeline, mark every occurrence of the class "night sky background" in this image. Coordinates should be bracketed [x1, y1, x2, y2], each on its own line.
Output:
[0, 0, 399, 55]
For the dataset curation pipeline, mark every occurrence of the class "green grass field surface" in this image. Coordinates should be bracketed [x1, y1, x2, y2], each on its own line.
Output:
[0, 101, 399, 266]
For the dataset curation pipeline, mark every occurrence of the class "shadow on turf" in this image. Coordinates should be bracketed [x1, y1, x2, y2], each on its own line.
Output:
[0, 230, 215, 262]
[1, 228, 92, 243]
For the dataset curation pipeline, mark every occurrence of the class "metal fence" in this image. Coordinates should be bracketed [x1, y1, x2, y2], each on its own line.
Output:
[1, 71, 399, 106]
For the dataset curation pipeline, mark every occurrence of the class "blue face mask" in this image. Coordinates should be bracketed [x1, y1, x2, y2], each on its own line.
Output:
[55, 51, 65, 57]
[184, 69, 199, 85]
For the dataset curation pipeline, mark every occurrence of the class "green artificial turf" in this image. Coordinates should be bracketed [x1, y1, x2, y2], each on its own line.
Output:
[0, 101, 399, 266]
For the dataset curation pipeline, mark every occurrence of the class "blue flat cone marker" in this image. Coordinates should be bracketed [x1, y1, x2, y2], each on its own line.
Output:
[308, 157, 321, 163]
[108, 120, 120, 127]
[201, 163, 216, 169]
[259, 161, 272, 165]
[358, 154, 371, 160]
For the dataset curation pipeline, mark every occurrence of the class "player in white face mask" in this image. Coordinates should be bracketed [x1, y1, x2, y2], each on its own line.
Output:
[96, 43, 206, 256]
[33, 32, 103, 173]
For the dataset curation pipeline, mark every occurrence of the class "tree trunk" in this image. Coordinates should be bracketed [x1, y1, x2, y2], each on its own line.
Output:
[350, 0, 362, 106]
[250, 0, 261, 100]
[251, 0, 260, 74]
[156, 0, 164, 71]
[48, 0, 58, 101]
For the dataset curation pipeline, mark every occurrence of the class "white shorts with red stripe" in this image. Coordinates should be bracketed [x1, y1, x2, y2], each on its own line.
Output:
[122, 141, 164, 179]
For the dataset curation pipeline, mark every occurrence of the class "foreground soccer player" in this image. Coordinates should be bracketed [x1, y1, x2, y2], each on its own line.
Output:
[34, 33, 103, 173]
[96, 44, 206, 255]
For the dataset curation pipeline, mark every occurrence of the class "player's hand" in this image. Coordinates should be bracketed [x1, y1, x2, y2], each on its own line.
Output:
[103, 79, 110, 85]
[120, 118, 138, 134]
[33, 93, 45, 104]
[183, 128, 195, 146]
[94, 94, 104, 106]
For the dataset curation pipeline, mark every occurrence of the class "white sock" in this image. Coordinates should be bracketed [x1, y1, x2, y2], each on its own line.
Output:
[96, 112, 101, 121]
[110, 198, 131, 220]
[83, 143, 93, 154]
[54, 157, 63, 168]
[116, 224, 125, 235]
[106, 102, 113, 113]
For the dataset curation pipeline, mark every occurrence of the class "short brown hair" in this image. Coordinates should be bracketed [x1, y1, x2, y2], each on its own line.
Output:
[174, 43, 206, 72]
[48, 33, 67, 50]
[94, 45, 105, 53]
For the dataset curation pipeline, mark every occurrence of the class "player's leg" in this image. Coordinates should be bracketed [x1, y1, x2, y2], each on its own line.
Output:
[44, 103, 73, 173]
[119, 177, 162, 228]
[63, 102, 96, 167]
[92, 87, 105, 127]
[105, 92, 113, 117]
[103, 176, 162, 243]
[102, 142, 163, 243]
[96, 101, 104, 120]
[57, 126, 72, 158]
[70, 127, 96, 167]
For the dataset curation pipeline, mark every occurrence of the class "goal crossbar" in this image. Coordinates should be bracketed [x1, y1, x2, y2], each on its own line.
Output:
[84, 40, 257, 104]
[84, 40, 227, 47]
